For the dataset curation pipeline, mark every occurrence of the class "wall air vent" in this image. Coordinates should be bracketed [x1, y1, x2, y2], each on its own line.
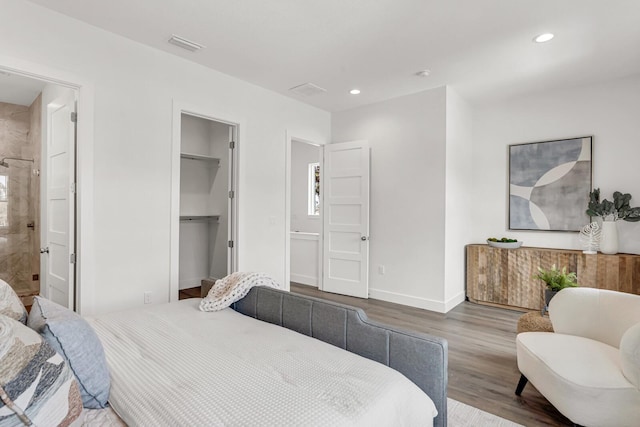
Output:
[168, 35, 205, 52]
[288, 83, 327, 97]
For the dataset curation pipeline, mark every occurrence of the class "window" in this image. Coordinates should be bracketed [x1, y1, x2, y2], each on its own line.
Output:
[308, 163, 320, 216]
[0, 175, 7, 227]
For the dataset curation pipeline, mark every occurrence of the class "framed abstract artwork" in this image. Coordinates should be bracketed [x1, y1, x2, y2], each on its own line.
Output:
[509, 136, 592, 231]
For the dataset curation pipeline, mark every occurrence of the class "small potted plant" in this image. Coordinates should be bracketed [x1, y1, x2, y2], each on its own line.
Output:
[534, 264, 579, 315]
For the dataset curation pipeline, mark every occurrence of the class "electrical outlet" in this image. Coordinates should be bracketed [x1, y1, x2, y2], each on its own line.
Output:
[144, 291, 152, 304]
[378, 265, 385, 275]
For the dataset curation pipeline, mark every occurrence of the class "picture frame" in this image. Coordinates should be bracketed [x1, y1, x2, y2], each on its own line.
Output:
[508, 136, 592, 231]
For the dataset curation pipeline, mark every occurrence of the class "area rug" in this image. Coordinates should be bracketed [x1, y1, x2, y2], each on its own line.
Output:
[448, 398, 523, 426]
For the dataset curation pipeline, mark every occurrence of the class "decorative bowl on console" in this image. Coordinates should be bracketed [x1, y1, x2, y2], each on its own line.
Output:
[486, 238, 523, 249]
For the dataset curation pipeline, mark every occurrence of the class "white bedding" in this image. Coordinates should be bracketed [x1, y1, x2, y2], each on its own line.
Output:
[72, 407, 126, 427]
[89, 299, 436, 426]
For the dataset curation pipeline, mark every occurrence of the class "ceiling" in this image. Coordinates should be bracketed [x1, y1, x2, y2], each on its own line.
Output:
[0, 72, 46, 106]
[26, 0, 640, 112]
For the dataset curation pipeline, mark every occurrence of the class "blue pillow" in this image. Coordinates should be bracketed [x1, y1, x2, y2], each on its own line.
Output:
[27, 296, 110, 409]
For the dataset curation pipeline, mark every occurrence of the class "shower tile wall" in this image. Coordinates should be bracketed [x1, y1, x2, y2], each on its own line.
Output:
[0, 100, 41, 299]
[29, 95, 42, 299]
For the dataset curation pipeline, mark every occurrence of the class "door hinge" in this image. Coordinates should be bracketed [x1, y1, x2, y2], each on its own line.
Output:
[70, 112, 77, 123]
[70, 182, 76, 193]
[228, 190, 234, 199]
[228, 240, 234, 248]
[70, 253, 76, 264]
[229, 141, 235, 149]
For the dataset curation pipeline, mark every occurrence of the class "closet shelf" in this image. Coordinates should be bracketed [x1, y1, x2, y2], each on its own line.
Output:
[180, 215, 220, 222]
[180, 152, 220, 163]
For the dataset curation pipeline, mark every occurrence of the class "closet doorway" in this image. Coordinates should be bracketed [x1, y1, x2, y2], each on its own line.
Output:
[170, 106, 239, 301]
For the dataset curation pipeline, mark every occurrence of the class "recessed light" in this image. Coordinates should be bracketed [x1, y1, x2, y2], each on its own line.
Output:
[533, 33, 554, 43]
[415, 70, 431, 77]
[168, 34, 205, 52]
[349, 89, 361, 95]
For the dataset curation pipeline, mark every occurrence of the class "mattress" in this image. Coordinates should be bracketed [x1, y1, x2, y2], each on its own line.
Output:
[89, 299, 436, 426]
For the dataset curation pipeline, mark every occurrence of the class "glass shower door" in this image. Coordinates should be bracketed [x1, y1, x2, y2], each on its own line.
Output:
[0, 161, 36, 300]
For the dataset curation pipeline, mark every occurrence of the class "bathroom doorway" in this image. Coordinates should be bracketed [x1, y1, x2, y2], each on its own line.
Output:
[287, 137, 322, 290]
[0, 70, 77, 309]
[285, 137, 370, 298]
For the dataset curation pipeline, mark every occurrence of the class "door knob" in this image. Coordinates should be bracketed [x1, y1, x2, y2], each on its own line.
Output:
[361, 236, 368, 241]
[40, 247, 49, 254]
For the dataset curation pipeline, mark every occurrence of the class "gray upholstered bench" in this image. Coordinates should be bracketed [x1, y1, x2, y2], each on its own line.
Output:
[233, 286, 449, 427]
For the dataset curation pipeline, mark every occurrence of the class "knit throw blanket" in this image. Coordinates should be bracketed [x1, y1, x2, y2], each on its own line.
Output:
[199, 272, 280, 312]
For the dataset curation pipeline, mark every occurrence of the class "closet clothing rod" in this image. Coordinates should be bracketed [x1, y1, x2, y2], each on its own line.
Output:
[179, 215, 220, 222]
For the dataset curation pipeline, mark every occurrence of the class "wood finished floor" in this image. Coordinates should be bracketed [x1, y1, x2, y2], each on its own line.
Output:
[180, 283, 570, 426]
[178, 287, 201, 300]
[289, 283, 571, 427]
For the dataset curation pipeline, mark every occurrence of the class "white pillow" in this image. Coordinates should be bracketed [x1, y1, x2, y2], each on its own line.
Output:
[0, 278, 27, 324]
[620, 322, 640, 389]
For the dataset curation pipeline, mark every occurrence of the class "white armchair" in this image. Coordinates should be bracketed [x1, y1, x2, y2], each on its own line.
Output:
[515, 287, 640, 427]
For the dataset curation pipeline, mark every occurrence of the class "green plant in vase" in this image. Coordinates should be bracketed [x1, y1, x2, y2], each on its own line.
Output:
[534, 264, 578, 315]
[586, 189, 640, 222]
[586, 189, 640, 254]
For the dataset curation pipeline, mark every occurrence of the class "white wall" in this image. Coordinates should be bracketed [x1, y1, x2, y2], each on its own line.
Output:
[0, 0, 330, 314]
[443, 89, 473, 310]
[332, 87, 448, 311]
[472, 74, 640, 255]
[179, 115, 217, 216]
[290, 232, 319, 286]
[290, 141, 321, 233]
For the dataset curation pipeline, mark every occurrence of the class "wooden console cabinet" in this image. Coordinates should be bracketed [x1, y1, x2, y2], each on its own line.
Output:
[466, 244, 640, 311]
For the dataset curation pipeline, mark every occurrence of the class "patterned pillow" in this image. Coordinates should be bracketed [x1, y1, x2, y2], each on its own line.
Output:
[199, 272, 280, 312]
[0, 314, 82, 427]
[0, 279, 27, 324]
[28, 296, 111, 409]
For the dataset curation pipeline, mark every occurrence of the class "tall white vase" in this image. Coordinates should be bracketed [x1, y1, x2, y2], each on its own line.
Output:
[600, 220, 619, 255]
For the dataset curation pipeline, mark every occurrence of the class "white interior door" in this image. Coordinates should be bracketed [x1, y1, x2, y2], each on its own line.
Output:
[227, 125, 236, 274]
[322, 140, 370, 298]
[44, 94, 76, 308]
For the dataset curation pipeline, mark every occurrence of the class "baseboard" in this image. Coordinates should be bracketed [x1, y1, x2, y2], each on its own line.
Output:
[444, 291, 466, 312]
[290, 273, 318, 286]
[291, 281, 316, 288]
[368, 288, 447, 313]
[179, 278, 203, 290]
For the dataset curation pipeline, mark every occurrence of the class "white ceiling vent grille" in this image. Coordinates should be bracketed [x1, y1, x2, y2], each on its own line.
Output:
[168, 35, 205, 52]
[288, 83, 327, 97]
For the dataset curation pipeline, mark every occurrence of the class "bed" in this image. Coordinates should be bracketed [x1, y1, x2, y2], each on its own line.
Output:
[86, 286, 448, 427]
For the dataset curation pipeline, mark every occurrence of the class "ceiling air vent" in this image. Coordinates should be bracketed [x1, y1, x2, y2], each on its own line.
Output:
[289, 83, 327, 97]
[168, 35, 205, 52]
